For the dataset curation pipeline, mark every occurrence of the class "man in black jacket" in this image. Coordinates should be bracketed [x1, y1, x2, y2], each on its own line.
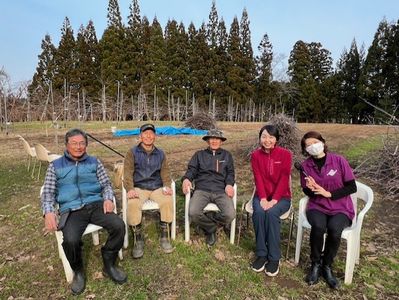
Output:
[182, 129, 236, 246]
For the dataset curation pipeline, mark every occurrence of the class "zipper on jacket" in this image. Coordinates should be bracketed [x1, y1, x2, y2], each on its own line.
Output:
[75, 161, 83, 207]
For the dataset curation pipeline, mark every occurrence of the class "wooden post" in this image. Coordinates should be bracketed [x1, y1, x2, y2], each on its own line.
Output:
[77, 92, 80, 122]
[40, 86, 50, 122]
[82, 89, 86, 122]
[192, 93, 196, 116]
[171, 95, 175, 121]
[167, 89, 171, 121]
[153, 85, 157, 121]
[116, 83, 120, 122]
[3, 93, 8, 133]
[185, 89, 188, 120]
[102, 84, 106, 122]
[119, 89, 124, 121]
[177, 97, 180, 122]
[208, 92, 212, 114]
[212, 97, 216, 118]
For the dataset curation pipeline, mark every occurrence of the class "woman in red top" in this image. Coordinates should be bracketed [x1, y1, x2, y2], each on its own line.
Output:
[250, 125, 292, 276]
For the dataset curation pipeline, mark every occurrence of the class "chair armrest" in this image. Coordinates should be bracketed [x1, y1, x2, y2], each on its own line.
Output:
[232, 184, 237, 210]
[353, 181, 374, 230]
[112, 196, 117, 214]
[298, 196, 309, 213]
[244, 188, 256, 214]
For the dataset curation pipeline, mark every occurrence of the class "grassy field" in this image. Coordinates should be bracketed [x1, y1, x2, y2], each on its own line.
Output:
[0, 121, 398, 299]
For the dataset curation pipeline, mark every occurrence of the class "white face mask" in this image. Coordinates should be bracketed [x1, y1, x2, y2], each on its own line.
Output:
[306, 142, 324, 156]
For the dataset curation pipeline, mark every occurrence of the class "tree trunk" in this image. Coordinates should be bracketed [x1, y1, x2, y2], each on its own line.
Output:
[102, 85, 107, 122]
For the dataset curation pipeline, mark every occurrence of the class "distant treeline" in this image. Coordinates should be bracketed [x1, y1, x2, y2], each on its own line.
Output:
[23, 0, 399, 124]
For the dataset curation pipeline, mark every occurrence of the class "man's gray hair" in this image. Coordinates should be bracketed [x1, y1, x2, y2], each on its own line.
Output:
[65, 128, 88, 145]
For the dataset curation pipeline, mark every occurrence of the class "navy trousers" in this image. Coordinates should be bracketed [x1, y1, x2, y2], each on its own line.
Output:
[252, 196, 291, 261]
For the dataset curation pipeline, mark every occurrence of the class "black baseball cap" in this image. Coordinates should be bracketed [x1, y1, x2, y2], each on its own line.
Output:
[140, 123, 156, 133]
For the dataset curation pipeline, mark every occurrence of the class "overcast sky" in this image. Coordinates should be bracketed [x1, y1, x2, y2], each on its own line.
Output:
[1, 0, 398, 85]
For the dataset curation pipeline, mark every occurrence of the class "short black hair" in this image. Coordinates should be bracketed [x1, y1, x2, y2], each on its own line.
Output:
[259, 124, 280, 141]
[65, 128, 88, 145]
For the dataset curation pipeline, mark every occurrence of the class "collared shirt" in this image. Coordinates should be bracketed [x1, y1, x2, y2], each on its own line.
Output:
[300, 152, 356, 220]
[41, 153, 113, 214]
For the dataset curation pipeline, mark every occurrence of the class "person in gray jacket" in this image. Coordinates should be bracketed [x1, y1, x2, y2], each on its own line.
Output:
[182, 129, 236, 246]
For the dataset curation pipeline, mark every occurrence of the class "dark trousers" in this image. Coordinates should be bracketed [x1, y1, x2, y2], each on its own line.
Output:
[61, 202, 125, 271]
[252, 197, 291, 261]
[306, 209, 351, 266]
[189, 190, 236, 234]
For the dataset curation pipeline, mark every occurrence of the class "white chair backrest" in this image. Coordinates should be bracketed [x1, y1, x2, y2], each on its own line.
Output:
[18, 135, 35, 157]
[35, 144, 50, 161]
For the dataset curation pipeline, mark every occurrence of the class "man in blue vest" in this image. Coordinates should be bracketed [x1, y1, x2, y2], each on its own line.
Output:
[123, 123, 174, 258]
[41, 128, 126, 295]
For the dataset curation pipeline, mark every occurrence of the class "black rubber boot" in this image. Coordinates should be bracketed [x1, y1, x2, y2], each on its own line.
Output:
[322, 264, 340, 289]
[101, 249, 127, 284]
[131, 224, 144, 259]
[205, 231, 216, 246]
[160, 222, 174, 253]
[71, 269, 85, 295]
[306, 261, 321, 285]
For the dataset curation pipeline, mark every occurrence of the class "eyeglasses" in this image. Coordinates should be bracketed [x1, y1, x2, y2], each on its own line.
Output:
[68, 142, 86, 147]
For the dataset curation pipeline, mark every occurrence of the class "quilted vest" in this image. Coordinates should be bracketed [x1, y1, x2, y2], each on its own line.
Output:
[132, 145, 164, 190]
[53, 152, 102, 212]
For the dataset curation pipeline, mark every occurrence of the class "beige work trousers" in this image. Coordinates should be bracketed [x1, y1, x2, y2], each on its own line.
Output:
[127, 187, 173, 226]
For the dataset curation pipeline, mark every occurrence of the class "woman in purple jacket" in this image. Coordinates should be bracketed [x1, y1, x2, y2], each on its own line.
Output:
[299, 131, 357, 289]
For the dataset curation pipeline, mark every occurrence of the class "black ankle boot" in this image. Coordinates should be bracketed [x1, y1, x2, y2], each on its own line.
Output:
[71, 269, 85, 295]
[101, 249, 127, 284]
[306, 261, 321, 285]
[322, 264, 340, 289]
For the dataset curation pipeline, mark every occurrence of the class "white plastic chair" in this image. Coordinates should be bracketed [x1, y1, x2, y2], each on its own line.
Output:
[184, 184, 237, 244]
[121, 182, 177, 249]
[40, 187, 123, 283]
[294, 181, 374, 285]
[241, 188, 295, 259]
[35, 143, 62, 180]
[17, 135, 37, 178]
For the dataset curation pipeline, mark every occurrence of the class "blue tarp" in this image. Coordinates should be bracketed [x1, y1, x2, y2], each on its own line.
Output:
[113, 126, 207, 137]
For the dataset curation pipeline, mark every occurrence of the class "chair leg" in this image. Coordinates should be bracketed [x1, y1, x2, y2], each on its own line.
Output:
[236, 209, 246, 246]
[344, 236, 357, 285]
[36, 161, 42, 181]
[171, 181, 176, 240]
[230, 217, 236, 245]
[122, 186, 129, 249]
[55, 231, 74, 283]
[285, 211, 295, 260]
[185, 196, 190, 242]
[294, 222, 304, 265]
[355, 236, 361, 264]
[31, 159, 36, 178]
